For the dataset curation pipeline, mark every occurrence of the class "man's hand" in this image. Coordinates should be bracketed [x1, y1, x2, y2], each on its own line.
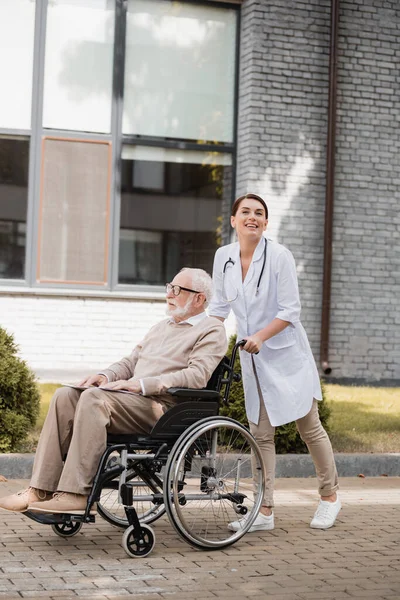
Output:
[102, 379, 142, 394]
[242, 335, 263, 354]
[77, 374, 107, 387]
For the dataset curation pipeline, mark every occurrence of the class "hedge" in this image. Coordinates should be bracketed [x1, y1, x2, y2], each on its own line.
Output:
[0, 327, 40, 452]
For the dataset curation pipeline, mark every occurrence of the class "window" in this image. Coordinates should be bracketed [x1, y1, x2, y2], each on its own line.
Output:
[0, 0, 238, 291]
[123, 0, 237, 142]
[0, 138, 30, 279]
[120, 1, 237, 287]
[43, 0, 115, 134]
[0, 0, 36, 130]
[118, 146, 232, 285]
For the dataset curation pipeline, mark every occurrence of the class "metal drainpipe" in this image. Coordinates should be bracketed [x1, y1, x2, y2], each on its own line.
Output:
[320, 0, 340, 375]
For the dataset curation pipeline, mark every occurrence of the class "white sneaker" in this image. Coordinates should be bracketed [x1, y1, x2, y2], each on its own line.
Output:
[310, 496, 341, 529]
[228, 510, 274, 532]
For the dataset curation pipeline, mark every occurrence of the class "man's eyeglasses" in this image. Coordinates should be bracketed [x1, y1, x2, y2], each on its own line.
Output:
[165, 283, 201, 296]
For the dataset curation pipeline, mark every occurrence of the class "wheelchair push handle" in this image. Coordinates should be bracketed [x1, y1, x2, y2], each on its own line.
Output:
[231, 339, 259, 361]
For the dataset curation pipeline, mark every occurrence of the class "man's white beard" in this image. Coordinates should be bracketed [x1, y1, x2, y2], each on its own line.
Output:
[166, 296, 193, 320]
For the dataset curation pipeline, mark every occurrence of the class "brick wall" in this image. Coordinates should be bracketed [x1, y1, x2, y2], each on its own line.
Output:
[0, 292, 237, 381]
[330, 0, 400, 380]
[236, 0, 400, 381]
[0, 294, 166, 379]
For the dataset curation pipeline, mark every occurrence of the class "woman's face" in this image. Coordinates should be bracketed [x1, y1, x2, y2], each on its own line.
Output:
[231, 198, 268, 241]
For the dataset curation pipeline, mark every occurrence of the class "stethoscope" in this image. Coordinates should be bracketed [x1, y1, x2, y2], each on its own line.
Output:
[222, 238, 267, 303]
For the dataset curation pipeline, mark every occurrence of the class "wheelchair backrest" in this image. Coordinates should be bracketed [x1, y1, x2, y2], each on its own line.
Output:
[149, 400, 219, 439]
[206, 355, 230, 392]
[149, 356, 230, 439]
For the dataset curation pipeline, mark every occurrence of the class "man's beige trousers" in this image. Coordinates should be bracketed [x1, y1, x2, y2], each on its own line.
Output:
[30, 386, 166, 495]
[250, 399, 339, 507]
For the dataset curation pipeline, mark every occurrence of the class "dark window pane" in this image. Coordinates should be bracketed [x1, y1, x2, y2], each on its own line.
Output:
[0, 138, 29, 279]
[118, 152, 232, 285]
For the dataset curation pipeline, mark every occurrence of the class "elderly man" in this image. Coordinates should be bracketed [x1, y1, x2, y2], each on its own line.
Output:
[0, 268, 227, 515]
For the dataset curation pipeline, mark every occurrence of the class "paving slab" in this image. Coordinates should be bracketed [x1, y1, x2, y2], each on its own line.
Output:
[0, 477, 399, 600]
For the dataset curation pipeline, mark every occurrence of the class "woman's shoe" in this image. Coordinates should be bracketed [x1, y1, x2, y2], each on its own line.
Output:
[310, 496, 341, 529]
[228, 511, 274, 532]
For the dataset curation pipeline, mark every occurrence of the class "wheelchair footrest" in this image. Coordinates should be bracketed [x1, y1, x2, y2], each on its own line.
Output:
[23, 511, 96, 525]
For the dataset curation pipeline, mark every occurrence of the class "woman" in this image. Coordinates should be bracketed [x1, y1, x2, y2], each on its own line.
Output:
[208, 193, 340, 532]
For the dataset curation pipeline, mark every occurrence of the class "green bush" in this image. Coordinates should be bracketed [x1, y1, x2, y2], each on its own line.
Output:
[220, 335, 331, 453]
[0, 327, 40, 452]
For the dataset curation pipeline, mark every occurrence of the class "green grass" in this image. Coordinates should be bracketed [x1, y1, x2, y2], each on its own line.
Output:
[325, 384, 400, 453]
[35, 384, 61, 431]
[28, 383, 400, 454]
[18, 384, 61, 453]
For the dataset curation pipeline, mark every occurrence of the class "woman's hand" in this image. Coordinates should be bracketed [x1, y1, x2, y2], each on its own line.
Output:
[242, 335, 264, 354]
[101, 379, 141, 393]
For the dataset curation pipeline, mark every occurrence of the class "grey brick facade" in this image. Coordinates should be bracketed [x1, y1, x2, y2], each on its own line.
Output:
[236, 0, 399, 382]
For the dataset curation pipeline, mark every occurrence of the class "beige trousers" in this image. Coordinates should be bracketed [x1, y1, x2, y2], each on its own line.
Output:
[250, 399, 339, 507]
[30, 386, 167, 495]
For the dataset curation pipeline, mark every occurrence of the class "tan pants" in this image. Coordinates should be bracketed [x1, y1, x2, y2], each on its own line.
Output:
[250, 399, 339, 507]
[30, 386, 167, 495]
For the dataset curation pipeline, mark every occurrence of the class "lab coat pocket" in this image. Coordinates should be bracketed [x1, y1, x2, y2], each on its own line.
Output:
[264, 328, 296, 350]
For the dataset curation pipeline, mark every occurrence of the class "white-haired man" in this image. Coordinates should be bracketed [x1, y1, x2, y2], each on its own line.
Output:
[0, 268, 227, 515]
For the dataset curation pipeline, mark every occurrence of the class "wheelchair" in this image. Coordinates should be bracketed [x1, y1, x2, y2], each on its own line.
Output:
[24, 340, 265, 558]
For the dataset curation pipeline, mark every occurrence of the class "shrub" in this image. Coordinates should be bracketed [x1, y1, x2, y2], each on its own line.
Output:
[220, 335, 331, 453]
[0, 327, 40, 452]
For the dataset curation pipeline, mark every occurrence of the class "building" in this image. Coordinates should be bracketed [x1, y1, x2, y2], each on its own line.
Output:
[0, 0, 399, 383]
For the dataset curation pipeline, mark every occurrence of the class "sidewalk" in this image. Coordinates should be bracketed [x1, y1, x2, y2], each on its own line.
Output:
[0, 477, 399, 600]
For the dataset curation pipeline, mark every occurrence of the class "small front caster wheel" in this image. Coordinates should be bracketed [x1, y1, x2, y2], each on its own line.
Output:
[122, 524, 155, 558]
[235, 505, 248, 516]
[51, 521, 83, 537]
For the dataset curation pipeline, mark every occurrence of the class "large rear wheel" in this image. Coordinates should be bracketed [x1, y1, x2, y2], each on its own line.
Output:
[164, 417, 265, 550]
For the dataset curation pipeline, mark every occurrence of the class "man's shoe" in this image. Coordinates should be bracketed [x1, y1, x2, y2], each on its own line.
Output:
[28, 491, 97, 515]
[0, 487, 52, 512]
[310, 496, 341, 529]
[228, 510, 274, 532]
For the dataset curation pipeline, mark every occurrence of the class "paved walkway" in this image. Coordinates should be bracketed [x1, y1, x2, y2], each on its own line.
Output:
[0, 477, 399, 600]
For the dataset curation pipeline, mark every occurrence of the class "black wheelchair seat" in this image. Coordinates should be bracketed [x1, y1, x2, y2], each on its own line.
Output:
[107, 399, 219, 445]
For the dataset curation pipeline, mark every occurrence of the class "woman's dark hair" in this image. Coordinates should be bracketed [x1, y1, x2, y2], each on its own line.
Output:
[231, 193, 268, 218]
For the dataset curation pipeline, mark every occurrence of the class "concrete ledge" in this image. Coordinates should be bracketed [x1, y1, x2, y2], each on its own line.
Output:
[275, 453, 400, 478]
[0, 454, 35, 479]
[1, 453, 400, 480]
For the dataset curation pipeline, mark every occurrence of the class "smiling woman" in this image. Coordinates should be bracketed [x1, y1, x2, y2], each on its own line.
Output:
[209, 192, 341, 532]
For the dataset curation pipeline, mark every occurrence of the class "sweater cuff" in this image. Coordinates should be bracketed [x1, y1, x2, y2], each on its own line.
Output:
[98, 372, 109, 383]
[100, 369, 117, 383]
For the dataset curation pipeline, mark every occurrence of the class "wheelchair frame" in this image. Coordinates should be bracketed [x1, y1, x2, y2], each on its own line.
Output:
[24, 340, 266, 558]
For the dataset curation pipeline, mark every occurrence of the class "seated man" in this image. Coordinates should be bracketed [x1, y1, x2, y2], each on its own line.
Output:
[0, 268, 227, 515]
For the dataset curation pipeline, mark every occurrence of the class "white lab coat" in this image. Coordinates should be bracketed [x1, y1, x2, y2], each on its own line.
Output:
[208, 237, 322, 427]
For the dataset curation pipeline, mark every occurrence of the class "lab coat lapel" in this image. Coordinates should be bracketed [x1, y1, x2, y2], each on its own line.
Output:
[243, 236, 266, 291]
[231, 244, 243, 296]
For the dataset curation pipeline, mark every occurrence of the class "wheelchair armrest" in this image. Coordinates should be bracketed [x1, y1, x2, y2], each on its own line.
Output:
[167, 387, 220, 400]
